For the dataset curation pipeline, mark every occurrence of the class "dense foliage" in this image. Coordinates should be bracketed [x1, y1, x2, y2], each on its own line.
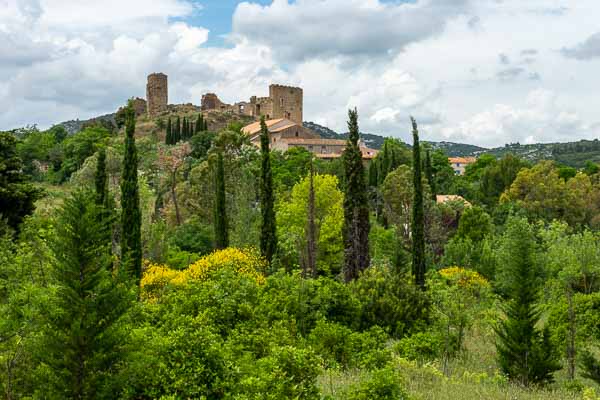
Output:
[2, 105, 600, 399]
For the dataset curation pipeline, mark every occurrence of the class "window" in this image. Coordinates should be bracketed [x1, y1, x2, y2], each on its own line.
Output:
[321, 146, 326, 151]
[280, 98, 284, 107]
[273, 137, 276, 143]
[295, 131, 299, 137]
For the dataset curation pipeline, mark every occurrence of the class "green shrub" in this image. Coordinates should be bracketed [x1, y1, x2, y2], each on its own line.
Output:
[352, 266, 430, 338]
[229, 345, 322, 400]
[170, 218, 213, 255]
[308, 320, 391, 369]
[259, 272, 361, 336]
[346, 367, 409, 400]
[394, 331, 442, 361]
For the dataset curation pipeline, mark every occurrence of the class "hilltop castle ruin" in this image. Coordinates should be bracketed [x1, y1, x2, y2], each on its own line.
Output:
[143, 73, 377, 160]
[201, 84, 303, 124]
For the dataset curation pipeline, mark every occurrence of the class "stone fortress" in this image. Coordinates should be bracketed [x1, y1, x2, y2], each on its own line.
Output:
[144, 73, 377, 160]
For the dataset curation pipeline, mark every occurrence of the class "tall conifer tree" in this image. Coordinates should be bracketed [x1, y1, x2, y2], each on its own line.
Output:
[182, 117, 188, 140]
[195, 114, 203, 134]
[411, 117, 426, 289]
[174, 116, 181, 143]
[166, 118, 172, 144]
[214, 152, 228, 249]
[259, 116, 277, 264]
[95, 148, 108, 207]
[342, 108, 370, 282]
[424, 149, 436, 201]
[305, 159, 317, 277]
[120, 102, 142, 283]
[495, 217, 560, 385]
[42, 190, 129, 398]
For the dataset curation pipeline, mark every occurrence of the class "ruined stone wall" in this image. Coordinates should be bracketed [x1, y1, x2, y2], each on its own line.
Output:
[269, 84, 303, 124]
[131, 97, 147, 116]
[201, 93, 228, 111]
[250, 96, 274, 119]
[146, 73, 168, 117]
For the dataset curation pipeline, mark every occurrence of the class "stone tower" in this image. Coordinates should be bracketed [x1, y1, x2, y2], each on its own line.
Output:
[269, 84, 303, 124]
[146, 72, 168, 116]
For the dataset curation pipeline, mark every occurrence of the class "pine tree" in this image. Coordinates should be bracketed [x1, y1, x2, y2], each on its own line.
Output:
[120, 102, 142, 283]
[411, 117, 426, 289]
[342, 108, 370, 282]
[214, 151, 229, 249]
[166, 118, 172, 145]
[259, 116, 277, 264]
[495, 217, 560, 386]
[304, 158, 317, 278]
[42, 190, 130, 398]
[95, 148, 108, 207]
[424, 149, 436, 201]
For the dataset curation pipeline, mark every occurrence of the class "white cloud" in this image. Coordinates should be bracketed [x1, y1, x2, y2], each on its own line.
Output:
[2, 0, 600, 149]
[232, 0, 471, 61]
[441, 90, 600, 147]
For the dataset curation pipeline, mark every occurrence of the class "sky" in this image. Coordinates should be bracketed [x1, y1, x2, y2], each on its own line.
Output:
[3, 0, 600, 147]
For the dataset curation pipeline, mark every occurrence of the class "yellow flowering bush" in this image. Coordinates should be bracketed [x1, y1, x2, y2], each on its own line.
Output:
[141, 248, 266, 300]
[438, 266, 489, 289]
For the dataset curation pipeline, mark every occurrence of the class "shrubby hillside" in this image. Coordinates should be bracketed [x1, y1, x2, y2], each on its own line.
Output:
[1, 102, 600, 399]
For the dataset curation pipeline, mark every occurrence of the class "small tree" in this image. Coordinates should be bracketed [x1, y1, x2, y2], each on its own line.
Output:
[411, 117, 426, 289]
[495, 217, 560, 386]
[259, 116, 277, 264]
[214, 151, 229, 249]
[342, 108, 370, 282]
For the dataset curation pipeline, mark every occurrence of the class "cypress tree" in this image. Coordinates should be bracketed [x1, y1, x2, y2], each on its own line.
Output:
[424, 149, 436, 201]
[120, 102, 142, 283]
[495, 217, 560, 386]
[166, 118, 172, 145]
[411, 117, 426, 289]
[304, 159, 317, 278]
[42, 190, 130, 398]
[214, 151, 228, 249]
[342, 108, 370, 282]
[95, 148, 108, 207]
[174, 116, 181, 143]
[203, 118, 208, 131]
[259, 116, 277, 264]
[195, 114, 203, 134]
[182, 117, 188, 140]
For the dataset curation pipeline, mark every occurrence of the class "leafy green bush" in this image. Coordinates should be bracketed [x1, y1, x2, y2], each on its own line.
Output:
[394, 331, 442, 361]
[229, 345, 322, 400]
[346, 366, 409, 400]
[170, 218, 213, 255]
[258, 272, 361, 336]
[308, 320, 391, 369]
[352, 266, 430, 338]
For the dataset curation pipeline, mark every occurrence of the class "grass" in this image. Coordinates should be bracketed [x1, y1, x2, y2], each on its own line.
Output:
[317, 321, 600, 400]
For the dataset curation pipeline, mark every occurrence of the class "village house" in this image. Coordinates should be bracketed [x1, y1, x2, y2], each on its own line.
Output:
[448, 156, 476, 175]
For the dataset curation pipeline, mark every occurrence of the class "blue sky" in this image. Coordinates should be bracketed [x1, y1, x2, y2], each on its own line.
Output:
[186, 1, 272, 46]
[2, 0, 600, 147]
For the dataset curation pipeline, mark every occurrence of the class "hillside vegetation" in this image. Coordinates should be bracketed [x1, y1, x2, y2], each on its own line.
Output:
[1, 102, 600, 399]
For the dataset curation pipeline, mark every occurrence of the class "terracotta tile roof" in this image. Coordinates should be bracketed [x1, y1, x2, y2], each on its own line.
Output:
[242, 118, 297, 136]
[436, 195, 472, 207]
[285, 138, 347, 146]
[448, 157, 476, 164]
[314, 148, 378, 160]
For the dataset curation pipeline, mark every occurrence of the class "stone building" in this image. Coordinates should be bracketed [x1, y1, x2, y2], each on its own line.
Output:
[146, 73, 168, 117]
[201, 84, 304, 124]
[242, 118, 378, 161]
